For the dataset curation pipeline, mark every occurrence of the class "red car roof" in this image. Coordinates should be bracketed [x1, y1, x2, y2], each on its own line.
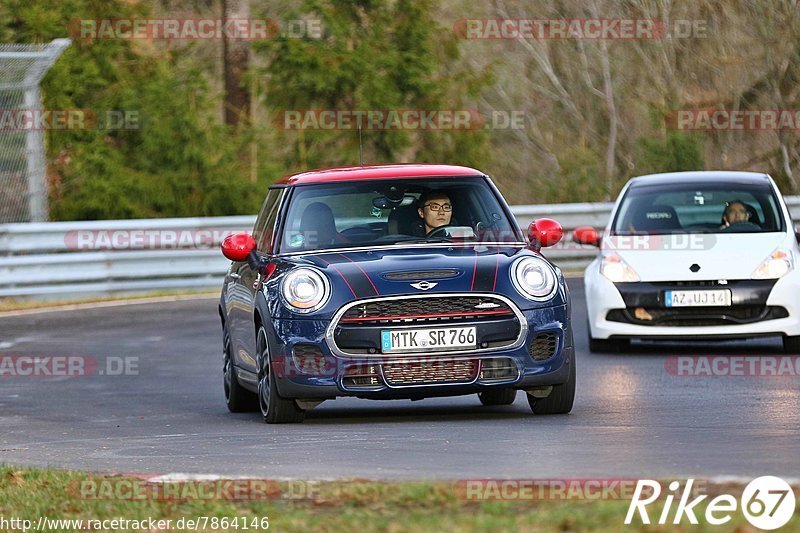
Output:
[274, 164, 485, 185]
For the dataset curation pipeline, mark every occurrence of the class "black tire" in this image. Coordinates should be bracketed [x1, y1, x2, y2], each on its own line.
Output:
[223, 324, 258, 413]
[256, 326, 305, 424]
[588, 335, 629, 353]
[527, 357, 575, 415]
[783, 335, 800, 354]
[478, 388, 517, 406]
[586, 319, 628, 353]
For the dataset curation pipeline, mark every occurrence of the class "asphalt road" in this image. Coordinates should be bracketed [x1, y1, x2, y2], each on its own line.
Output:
[1, 278, 798, 480]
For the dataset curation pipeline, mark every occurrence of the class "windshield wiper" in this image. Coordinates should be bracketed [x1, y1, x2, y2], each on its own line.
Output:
[402, 237, 454, 244]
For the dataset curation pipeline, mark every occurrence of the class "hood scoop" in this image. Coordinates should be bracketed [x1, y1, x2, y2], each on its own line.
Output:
[383, 269, 461, 281]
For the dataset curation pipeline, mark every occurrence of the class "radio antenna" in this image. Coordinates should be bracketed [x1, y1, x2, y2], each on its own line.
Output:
[358, 123, 364, 166]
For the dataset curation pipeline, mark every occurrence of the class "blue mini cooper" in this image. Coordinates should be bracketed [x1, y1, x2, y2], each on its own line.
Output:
[219, 164, 575, 423]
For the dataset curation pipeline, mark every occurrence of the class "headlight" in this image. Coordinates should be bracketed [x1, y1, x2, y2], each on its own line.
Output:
[281, 268, 330, 313]
[752, 249, 793, 279]
[600, 253, 640, 283]
[511, 256, 558, 300]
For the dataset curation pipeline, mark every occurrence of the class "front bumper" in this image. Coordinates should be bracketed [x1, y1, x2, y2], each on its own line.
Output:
[267, 305, 572, 400]
[586, 263, 800, 339]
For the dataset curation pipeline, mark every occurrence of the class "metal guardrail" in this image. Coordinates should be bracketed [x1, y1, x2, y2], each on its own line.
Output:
[2, 199, 799, 299]
[0, 216, 253, 298]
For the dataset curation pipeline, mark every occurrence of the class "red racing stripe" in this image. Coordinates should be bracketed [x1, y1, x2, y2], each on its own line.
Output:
[492, 244, 501, 292]
[337, 253, 379, 296]
[314, 255, 357, 298]
[470, 250, 479, 291]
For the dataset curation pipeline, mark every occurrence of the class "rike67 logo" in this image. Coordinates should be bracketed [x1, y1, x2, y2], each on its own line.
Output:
[626, 476, 796, 530]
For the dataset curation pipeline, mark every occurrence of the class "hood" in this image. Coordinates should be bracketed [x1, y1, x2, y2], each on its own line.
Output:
[269, 244, 567, 318]
[607, 232, 791, 282]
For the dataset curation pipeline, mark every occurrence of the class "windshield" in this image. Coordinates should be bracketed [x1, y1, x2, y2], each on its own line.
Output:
[278, 177, 522, 253]
[611, 181, 785, 235]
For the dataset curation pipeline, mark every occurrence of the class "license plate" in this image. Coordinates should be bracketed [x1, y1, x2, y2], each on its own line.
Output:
[381, 327, 477, 353]
[664, 289, 732, 307]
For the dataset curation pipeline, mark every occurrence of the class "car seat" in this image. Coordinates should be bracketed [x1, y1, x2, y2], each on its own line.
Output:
[299, 202, 340, 247]
[630, 204, 682, 232]
[388, 204, 424, 236]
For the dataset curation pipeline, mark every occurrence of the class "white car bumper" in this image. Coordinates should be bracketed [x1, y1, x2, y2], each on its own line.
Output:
[585, 259, 800, 339]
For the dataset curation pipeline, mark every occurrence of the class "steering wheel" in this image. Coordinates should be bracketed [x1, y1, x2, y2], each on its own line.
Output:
[425, 224, 456, 239]
[722, 221, 761, 232]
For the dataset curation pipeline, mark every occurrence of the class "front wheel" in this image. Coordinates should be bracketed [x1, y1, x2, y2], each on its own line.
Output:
[527, 357, 575, 415]
[478, 388, 517, 406]
[256, 326, 305, 424]
[586, 320, 628, 353]
[588, 334, 629, 353]
[783, 335, 800, 354]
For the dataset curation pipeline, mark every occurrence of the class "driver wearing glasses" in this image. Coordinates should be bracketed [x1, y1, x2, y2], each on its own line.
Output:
[417, 191, 453, 235]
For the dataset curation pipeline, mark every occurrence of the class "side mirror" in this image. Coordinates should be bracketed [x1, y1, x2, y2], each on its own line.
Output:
[528, 218, 563, 251]
[573, 226, 600, 247]
[221, 233, 256, 262]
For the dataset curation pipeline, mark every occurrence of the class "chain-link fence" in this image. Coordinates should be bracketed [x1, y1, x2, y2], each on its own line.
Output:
[0, 39, 70, 223]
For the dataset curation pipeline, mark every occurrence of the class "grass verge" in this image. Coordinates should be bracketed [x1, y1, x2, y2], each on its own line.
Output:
[1, 467, 799, 532]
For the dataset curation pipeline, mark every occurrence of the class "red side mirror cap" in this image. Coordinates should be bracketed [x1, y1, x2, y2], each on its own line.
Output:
[221, 233, 256, 262]
[573, 226, 600, 247]
[528, 218, 563, 250]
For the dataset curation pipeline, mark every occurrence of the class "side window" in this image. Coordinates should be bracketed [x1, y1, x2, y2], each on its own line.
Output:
[252, 189, 283, 253]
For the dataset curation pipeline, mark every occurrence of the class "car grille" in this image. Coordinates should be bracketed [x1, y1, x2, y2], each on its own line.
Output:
[340, 358, 518, 389]
[342, 364, 381, 388]
[606, 306, 789, 327]
[339, 296, 515, 325]
[382, 359, 479, 386]
[478, 358, 519, 382]
[529, 333, 558, 361]
[331, 295, 523, 357]
[653, 280, 727, 288]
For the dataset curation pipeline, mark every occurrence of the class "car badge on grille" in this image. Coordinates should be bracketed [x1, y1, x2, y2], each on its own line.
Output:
[410, 281, 437, 291]
[474, 302, 501, 309]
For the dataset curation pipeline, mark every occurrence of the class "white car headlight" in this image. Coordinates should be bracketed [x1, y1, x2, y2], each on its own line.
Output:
[281, 268, 330, 313]
[511, 256, 558, 300]
[600, 253, 640, 283]
[752, 249, 793, 279]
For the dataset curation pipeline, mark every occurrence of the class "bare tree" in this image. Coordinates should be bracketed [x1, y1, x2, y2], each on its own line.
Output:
[223, 0, 251, 126]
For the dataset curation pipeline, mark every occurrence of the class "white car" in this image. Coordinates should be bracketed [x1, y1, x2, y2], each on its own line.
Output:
[575, 171, 800, 352]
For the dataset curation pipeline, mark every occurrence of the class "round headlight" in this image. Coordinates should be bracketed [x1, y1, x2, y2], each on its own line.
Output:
[511, 256, 557, 300]
[281, 268, 330, 313]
